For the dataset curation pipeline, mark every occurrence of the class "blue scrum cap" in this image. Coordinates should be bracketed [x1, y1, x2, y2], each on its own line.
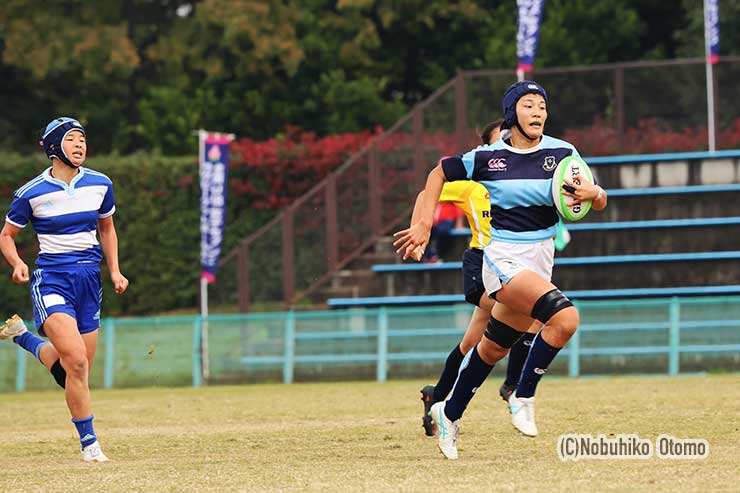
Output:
[501, 81, 548, 129]
[41, 117, 86, 167]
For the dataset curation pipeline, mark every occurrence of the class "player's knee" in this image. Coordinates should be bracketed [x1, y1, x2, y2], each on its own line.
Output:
[477, 337, 508, 364]
[484, 317, 524, 349]
[531, 288, 574, 325]
[458, 338, 476, 355]
[548, 306, 579, 339]
[50, 359, 66, 389]
[63, 353, 89, 379]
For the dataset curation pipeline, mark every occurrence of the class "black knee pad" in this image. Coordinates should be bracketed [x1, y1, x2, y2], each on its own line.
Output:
[50, 360, 66, 389]
[531, 288, 573, 324]
[484, 317, 524, 348]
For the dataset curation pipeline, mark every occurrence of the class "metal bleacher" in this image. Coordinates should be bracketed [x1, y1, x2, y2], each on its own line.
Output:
[373, 250, 740, 272]
[326, 178, 740, 308]
[327, 286, 740, 308]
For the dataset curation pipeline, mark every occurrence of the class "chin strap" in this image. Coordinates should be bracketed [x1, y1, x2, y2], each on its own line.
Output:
[58, 152, 82, 169]
[515, 121, 538, 141]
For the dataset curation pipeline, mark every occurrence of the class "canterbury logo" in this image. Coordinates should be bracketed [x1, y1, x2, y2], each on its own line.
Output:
[488, 158, 507, 171]
[534, 368, 547, 375]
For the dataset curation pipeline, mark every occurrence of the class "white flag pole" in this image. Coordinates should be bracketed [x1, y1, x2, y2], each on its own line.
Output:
[196, 129, 236, 383]
[197, 129, 211, 382]
[704, 0, 717, 152]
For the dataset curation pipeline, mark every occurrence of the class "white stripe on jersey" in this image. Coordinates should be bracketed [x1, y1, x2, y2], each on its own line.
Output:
[99, 205, 116, 218]
[468, 197, 485, 248]
[84, 168, 112, 181]
[5, 216, 26, 228]
[32, 270, 47, 320]
[37, 231, 99, 254]
[15, 176, 45, 198]
[29, 186, 108, 218]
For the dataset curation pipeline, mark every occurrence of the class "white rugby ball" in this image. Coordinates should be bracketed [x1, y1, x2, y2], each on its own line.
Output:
[552, 156, 594, 221]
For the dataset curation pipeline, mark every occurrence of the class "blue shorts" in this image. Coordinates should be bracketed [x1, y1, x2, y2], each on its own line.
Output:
[462, 248, 485, 307]
[30, 267, 102, 336]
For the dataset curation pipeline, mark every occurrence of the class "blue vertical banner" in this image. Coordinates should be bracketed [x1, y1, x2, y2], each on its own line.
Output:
[200, 131, 234, 283]
[705, 0, 720, 64]
[516, 0, 546, 74]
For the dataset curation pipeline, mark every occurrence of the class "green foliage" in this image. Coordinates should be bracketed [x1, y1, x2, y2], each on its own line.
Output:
[0, 152, 270, 318]
[674, 0, 740, 58]
[309, 70, 406, 134]
[4, 1, 734, 155]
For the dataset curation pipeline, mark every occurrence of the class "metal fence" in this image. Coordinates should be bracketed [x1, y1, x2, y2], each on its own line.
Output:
[214, 57, 740, 312]
[4, 296, 740, 392]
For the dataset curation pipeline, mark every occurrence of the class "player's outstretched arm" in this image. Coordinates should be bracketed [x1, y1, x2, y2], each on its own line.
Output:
[98, 216, 129, 294]
[393, 164, 446, 259]
[407, 190, 426, 261]
[0, 223, 29, 284]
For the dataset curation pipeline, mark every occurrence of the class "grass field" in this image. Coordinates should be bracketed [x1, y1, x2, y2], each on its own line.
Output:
[0, 374, 738, 492]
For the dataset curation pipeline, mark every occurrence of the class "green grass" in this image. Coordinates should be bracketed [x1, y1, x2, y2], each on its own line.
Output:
[0, 375, 738, 492]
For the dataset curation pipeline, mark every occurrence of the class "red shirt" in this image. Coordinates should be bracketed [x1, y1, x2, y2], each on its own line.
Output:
[434, 202, 463, 224]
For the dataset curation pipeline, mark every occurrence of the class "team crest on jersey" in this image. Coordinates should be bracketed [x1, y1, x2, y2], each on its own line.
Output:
[488, 157, 507, 171]
[543, 156, 557, 171]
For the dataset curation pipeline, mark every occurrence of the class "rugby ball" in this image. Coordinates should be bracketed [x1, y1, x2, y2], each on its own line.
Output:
[552, 156, 594, 221]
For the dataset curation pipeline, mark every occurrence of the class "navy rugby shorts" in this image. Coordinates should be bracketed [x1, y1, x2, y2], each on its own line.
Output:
[462, 248, 485, 306]
[30, 266, 102, 335]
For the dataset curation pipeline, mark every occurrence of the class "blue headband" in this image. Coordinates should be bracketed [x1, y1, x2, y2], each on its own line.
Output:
[41, 117, 86, 168]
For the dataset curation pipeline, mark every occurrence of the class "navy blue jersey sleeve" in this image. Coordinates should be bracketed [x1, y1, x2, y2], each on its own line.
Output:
[441, 155, 467, 181]
[6, 194, 32, 228]
[98, 182, 116, 218]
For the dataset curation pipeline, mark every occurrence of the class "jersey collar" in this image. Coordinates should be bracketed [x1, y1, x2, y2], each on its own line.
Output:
[43, 166, 86, 193]
[499, 130, 544, 154]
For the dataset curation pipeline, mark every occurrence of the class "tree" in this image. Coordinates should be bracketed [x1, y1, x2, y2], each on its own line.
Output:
[1, 1, 739, 154]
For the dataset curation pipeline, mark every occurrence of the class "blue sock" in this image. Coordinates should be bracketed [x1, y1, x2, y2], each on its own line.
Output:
[432, 345, 465, 402]
[13, 331, 49, 361]
[444, 346, 494, 421]
[516, 331, 561, 398]
[505, 332, 535, 386]
[72, 415, 97, 450]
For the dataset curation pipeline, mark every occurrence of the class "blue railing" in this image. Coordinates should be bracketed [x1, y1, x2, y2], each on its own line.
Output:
[326, 286, 740, 307]
[372, 251, 740, 272]
[450, 217, 740, 237]
[8, 295, 740, 391]
[243, 296, 740, 382]
[586, 149, 740, 165]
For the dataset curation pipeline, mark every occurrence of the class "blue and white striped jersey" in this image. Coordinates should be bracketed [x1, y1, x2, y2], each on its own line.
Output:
[442, 134, 580, 243]
[6, 167, 115, 268]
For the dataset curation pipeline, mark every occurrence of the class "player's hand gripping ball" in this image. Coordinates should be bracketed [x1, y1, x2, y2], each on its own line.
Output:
[552, 156, 594, 221]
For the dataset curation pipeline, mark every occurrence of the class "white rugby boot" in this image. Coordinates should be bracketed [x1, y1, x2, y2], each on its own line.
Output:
[81, 441, 109, 462]
[0, 314, 27, 340]
[508, 391, 538, 437]
[430, 401, 460, 460]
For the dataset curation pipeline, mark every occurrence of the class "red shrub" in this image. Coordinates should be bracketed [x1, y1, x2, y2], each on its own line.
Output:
[226, 118, 740, 216]
[560, 117, 740, 156]
[229, 126, 380, 210]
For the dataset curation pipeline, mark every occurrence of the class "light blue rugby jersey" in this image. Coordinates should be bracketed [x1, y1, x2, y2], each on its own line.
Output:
[441, 134, 580, 243]
[6, 167, 115, 268]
